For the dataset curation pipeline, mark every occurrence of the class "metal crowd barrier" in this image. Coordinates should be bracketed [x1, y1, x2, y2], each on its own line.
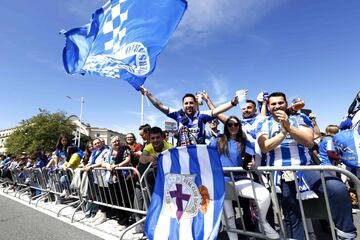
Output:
[10, 168, 30, 198]
[0, 168, 15, 193]
[85, 166, 155, 239]
[2, 164, 358, 240]
[118, 164, 157, 239]
[1, 165, 152, 230]
[222, 165, 360, 240]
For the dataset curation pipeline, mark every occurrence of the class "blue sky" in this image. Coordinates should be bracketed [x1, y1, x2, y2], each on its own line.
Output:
[1, 0, 359, 137]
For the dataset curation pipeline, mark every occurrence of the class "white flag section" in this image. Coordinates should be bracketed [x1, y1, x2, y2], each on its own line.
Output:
[145, 145, 225, 240]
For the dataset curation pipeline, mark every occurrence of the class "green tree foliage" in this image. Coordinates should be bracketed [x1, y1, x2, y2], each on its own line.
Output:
[79, 133, 92, 151]
[5, 109, 76, 155]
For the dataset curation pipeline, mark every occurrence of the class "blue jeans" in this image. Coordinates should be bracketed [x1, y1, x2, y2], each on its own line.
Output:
[279, 171, 357, 239]
[59, 175, 70, 191]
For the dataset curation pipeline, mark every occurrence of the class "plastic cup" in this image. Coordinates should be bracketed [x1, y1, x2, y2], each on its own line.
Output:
[196, 91, 204, 105]
[291, 97, 305, 111]
[236, 89, 247, 109]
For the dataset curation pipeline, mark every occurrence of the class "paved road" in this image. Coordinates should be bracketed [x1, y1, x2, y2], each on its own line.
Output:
[0, 193, 358, 240]
[0, 195, 102, 240]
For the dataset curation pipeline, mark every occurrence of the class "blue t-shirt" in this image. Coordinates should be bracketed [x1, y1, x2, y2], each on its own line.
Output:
[55, 149, 67, 162]
[318, 136, 335, 166]
[210, 138, 254, 181]
[167, 108, 214, 144]
[35, 159, 47, 169]
[333, 127, 360, 169]
[55, 144, 84, 161]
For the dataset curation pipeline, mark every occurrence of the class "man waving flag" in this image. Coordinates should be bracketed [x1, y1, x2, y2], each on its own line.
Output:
[62, 0, 187, 90]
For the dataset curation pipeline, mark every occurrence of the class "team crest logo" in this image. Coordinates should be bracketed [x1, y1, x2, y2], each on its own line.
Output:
[165, 173, 210, 222]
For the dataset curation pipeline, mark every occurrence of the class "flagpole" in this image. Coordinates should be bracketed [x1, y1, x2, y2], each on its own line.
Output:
[141, 91, 144, 125]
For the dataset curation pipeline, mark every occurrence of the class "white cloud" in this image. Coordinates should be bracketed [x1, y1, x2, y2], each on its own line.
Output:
[64, 0, 105, 19]
[173, 0, 286, 45]
[206, 72, 230, 105]
[124, 110, 166, 128]
[26, 52, 64, 72]
[155, 88, 182, 110]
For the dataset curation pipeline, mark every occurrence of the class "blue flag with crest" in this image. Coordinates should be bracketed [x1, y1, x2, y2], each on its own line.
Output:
[62, 0, 187, 90]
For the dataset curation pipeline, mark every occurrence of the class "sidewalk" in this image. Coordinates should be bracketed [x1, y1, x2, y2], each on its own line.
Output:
[0, 186, 145, 240]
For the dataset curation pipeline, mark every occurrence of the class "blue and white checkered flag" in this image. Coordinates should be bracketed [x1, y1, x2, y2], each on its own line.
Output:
[62, 0, 187, 90]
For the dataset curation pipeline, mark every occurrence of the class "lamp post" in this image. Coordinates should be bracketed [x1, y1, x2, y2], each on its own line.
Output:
[66, 96, 85, 148]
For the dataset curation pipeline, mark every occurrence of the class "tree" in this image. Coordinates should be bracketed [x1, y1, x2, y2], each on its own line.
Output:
[5, 109, 77, 155]
[79, 133, 92, 151]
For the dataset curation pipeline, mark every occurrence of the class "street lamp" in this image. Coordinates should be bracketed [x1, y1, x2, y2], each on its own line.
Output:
[66, 96, 85, 148]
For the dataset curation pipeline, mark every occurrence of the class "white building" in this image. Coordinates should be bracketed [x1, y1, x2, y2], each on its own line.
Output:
[0, 127, 16, 154]
[67, 115, 125, 145]
[89, 127, 125, 145]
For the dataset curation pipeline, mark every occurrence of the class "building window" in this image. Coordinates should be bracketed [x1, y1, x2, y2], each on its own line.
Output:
[96, 133, 100, 137]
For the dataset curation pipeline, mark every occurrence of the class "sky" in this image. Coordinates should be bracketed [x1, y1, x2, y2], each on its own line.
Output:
[1, 0, 360, 139]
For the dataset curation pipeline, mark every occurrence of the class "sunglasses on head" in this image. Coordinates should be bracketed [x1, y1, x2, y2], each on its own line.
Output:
[227, 122, 239, 127]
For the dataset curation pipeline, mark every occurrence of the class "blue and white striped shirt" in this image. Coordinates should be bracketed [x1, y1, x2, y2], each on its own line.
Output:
[168, 108, 214, 144]
[318, 136, 335, 166]
[256, 113, 313, 166]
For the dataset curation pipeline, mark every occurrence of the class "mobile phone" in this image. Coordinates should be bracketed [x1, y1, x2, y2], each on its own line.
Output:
[300, 108, 312, 116]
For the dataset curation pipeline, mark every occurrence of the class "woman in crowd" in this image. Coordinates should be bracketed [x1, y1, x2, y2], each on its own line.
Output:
[80, 140, 94, 167]
[83, 138, 110, 225]
[46, 135, 71, 168]
[103, 136, 133, 227]
[124, 133, 142, 167]
[210, 116, 279, 240]
[59, 145, 81, 198]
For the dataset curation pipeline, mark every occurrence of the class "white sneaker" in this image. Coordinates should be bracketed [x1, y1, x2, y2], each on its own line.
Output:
[94, 212, 107, 225]
[60, 189, 67, 197]
[89, 211, 102, 223]
[64, 190, 70, 198]
[261, 222, 279, 239]
[117, 225, 126, 231]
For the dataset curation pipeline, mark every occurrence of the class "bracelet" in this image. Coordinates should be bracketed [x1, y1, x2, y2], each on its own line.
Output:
[231, 100, 237, 106]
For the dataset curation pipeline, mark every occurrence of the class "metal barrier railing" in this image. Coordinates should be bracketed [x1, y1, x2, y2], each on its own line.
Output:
[222, 165, 360, 240]
[119, 164, 156, 239]
[1, 164, 358, 240]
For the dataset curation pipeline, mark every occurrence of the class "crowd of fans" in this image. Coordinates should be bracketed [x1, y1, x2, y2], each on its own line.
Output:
[0, 89, 359, 240]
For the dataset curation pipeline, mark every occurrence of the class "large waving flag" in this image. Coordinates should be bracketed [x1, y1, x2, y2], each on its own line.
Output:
[62, 0, 187, 90]
[145, 145, 225, 240]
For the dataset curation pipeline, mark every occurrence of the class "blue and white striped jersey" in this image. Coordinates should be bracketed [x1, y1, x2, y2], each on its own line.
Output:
[333, 127, 360, 169]
[241, 115, 266, 166]
[168, 108, 214, 144]
[318, 136, 335, 165]
[241, 115, 264, 149]
[256, 113, 313, 166]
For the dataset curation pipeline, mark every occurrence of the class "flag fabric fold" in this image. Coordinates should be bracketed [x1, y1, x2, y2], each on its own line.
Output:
[62, 0, 187, 90]
[145, 145, 225, 240]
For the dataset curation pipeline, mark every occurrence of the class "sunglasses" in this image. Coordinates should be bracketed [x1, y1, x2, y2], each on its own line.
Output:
[227, 122, 239, 127]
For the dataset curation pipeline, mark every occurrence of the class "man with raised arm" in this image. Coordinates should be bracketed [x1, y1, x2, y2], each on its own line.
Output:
[140, 87, 237, 146]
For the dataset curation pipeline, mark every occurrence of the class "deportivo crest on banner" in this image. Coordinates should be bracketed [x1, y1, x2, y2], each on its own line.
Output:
[165, 173, 210, 222]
